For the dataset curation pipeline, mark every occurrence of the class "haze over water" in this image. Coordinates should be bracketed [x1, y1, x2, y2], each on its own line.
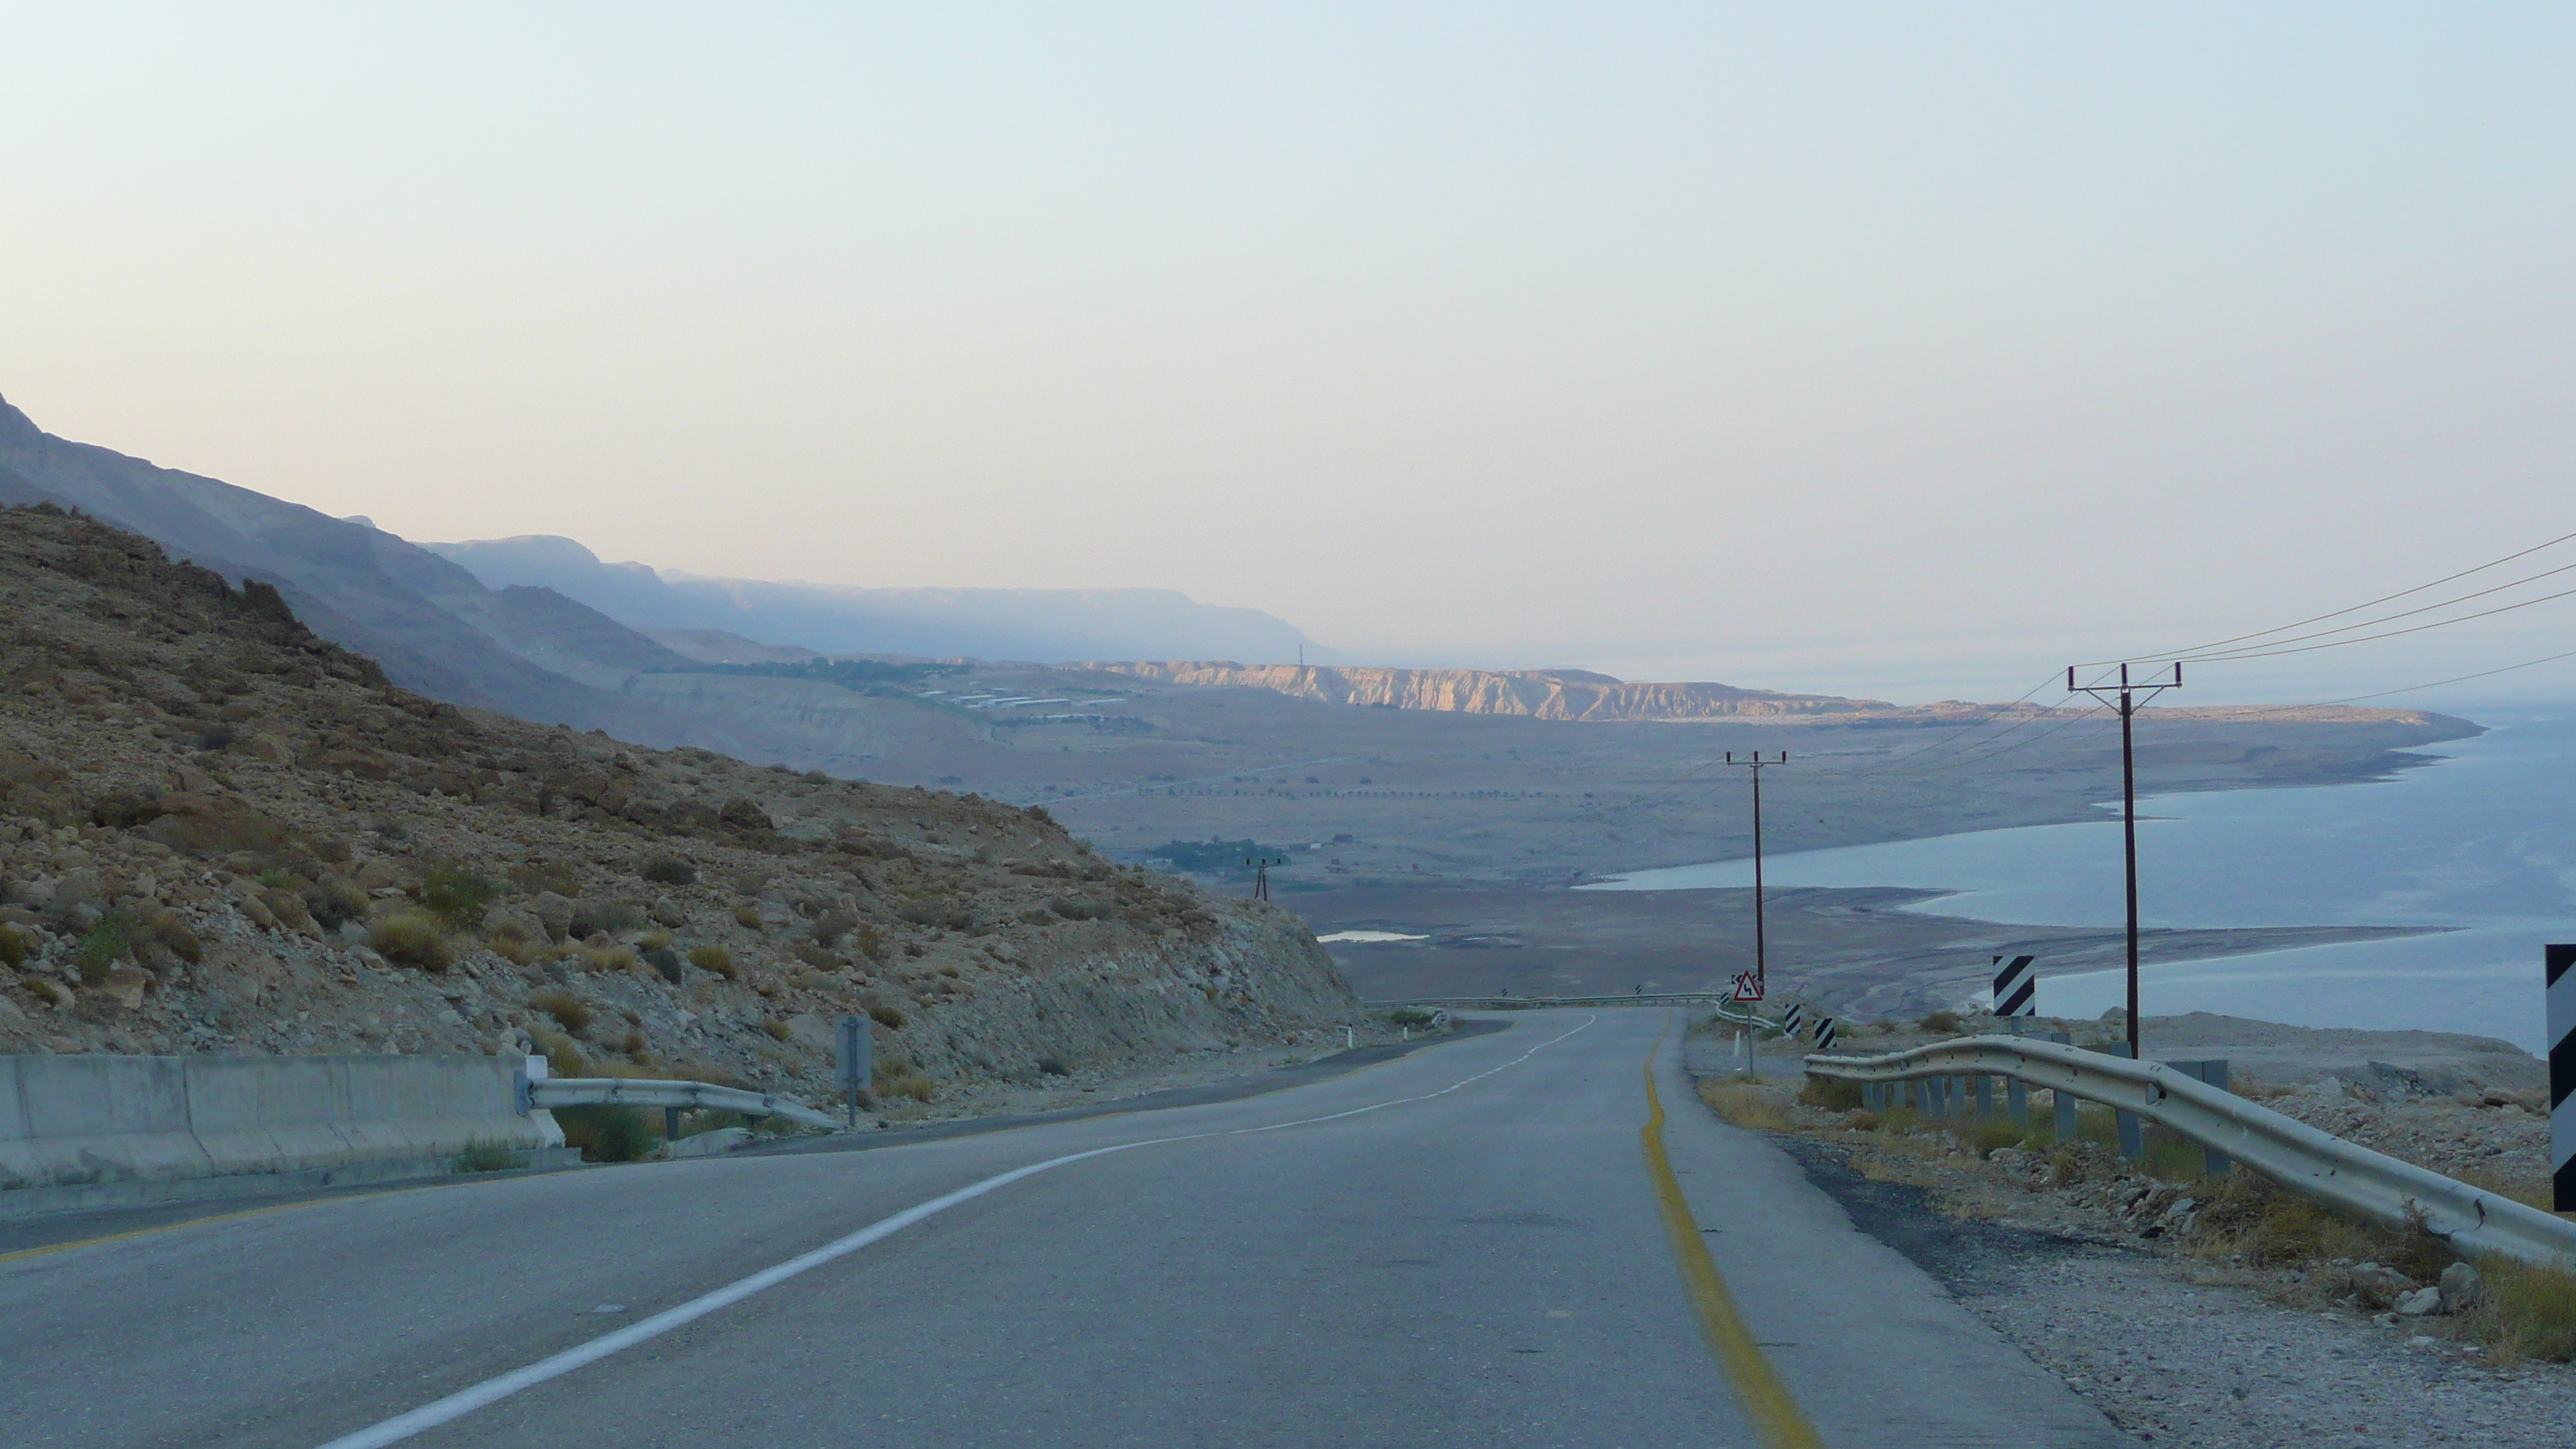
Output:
[1595, 706, 2576, 1052]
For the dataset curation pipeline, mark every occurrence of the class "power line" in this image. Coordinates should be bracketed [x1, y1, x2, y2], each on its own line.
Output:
[2163, 558, 2576, 663]
[2094, 525, 2576, 666]
[2160, 579, 2576, 663]
[2315, 646, 2576, 704]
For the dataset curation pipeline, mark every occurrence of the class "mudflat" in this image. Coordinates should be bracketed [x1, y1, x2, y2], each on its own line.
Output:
[1286, 883, 2436, 1019]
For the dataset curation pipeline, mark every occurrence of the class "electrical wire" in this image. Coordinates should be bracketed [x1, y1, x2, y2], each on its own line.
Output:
[2086, 526, 2576, 667]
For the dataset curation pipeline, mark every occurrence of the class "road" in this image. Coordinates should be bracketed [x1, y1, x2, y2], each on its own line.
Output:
[1, 1011, 2122, 1447]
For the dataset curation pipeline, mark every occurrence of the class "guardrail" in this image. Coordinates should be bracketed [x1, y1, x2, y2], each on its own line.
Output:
[532, 1078, 841, 1132]
[1803, 1035, 2576, 1270]
[1365, 992, 1740, 1011]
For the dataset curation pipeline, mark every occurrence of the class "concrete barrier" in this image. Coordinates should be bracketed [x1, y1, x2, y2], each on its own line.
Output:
[0, 1053, 569, 1221]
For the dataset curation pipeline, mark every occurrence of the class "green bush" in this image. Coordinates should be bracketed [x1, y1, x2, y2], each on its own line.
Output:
[452, 1138, 522, 1173]
[1918, 1009, 1965, 1035]
[422, 865, 497, 931]
[368, 910, 452, 970]
[76, 912, 135, 982]
[554, 1104, 656, 1163]
[0, 923, 28, 968]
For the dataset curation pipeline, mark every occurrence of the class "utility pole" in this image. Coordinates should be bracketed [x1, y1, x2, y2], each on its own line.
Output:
[1245, 855, 1282, 903]
[1725, 751, 1787, 999]
[2066, 662, 2182, 1061]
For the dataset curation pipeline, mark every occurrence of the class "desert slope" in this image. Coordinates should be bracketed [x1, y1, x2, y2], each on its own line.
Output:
[0, 505, 1355, 1109]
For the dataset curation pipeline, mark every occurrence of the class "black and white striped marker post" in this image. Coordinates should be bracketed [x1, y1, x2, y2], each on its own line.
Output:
[1782, 1002, 1804, 1038]
[2550, 944, 2573, 1211]
[1992, 954, 2037, 1020]
[1991, 955, 2036, 1124]
[1814, 1017, 1838, 1052]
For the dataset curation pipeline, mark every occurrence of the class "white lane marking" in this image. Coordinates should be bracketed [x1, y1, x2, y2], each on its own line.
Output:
[314, 1015, 1598, 1449]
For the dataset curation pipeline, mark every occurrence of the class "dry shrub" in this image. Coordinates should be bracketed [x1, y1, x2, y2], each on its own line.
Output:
[1798, 1075, 1865, 1112]
[762, 1019, 793, 1041]
[874, 1059, 934, 1101]
[640, 855, 697, 886]
[1697, 1080, 1795, 1132]
[734, 906, 763, 930]
[1918, 1009, 1965, 1035]
[0, 923, 26, 968]
[531, 1028, 584, 1077]
[688, 944, 735, 979]
[486, 920, 536, 964]
[2472, 1259, 2576, 1364]
[2190, 1171, 2367, 1268]
[368, 910, 452, 970]
[866, 1002, 906, 1029]
[530, 989, 591, 1034]
[638, 928, 673, 952]
[791, 941, 840, 971]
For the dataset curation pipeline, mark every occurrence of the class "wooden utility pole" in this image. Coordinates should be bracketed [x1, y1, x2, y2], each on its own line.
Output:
[2067, 663, 2181, 1060]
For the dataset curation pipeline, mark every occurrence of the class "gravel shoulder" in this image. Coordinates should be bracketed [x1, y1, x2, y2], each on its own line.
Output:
[1684, 1013, 2575, 1448]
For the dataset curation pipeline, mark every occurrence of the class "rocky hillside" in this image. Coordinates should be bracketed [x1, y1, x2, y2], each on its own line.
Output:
[1081, 662, 1899, 721]
[0, 505, 1356, 1109]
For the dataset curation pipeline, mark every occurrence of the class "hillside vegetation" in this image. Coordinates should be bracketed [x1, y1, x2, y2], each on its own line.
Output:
[0, 505, 1353, 1108]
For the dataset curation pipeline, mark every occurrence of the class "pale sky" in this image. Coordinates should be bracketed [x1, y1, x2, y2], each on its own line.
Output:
[6, 5, 2574, 704]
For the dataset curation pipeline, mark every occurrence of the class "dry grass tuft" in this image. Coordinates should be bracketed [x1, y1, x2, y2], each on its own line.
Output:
[687, 944, 735, 979]
[1697, 1080, 1797, 1132]
[529, 989, 591, 1035]
[2468, 1259, 2576, 1364]
[367, 910, 451, 971]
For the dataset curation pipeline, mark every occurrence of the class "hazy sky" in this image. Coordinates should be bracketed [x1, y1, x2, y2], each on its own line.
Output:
[6, 5, 2574, 704]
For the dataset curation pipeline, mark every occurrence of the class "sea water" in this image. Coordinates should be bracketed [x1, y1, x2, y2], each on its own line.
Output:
[1587, 705, 2576, 1051]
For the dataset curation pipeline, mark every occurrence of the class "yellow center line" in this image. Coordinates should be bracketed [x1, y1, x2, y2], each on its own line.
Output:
[1642, 1016, 1827, 1449]
[0, 1185, 430, 1267]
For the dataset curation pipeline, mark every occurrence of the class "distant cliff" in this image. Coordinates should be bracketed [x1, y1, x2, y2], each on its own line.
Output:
[1076, 663, 1899, 721]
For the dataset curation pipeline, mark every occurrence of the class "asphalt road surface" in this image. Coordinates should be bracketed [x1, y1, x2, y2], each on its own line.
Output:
[2, 1011, 2122, 1447]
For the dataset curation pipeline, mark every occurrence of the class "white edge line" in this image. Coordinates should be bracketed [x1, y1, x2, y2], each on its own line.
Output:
[316, 1013, 1598, 1449]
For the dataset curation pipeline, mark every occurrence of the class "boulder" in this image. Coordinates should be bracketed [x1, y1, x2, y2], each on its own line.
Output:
[2438, 1262, 2482, 1313]
[98, 964, 152, 1009]
[531, 892, 575, 942]
[720, 796, 775, 831]
[2348, 1262, 2416, 1306]
[2392, 1285, 2444, 1317]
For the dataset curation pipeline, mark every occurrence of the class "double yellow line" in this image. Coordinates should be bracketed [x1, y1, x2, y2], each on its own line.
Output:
[1642, 1021, 1825, 1449]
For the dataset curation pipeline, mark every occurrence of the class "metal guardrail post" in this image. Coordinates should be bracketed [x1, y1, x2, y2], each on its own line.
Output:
[2170, 1060, 2234, 1175]
[1973, 1074, 1992, 1117]
[2006, 1074, 2028, 1126]
[2045, 1032, 2076, 1142]
[2088, 1040, 2146, 1160]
